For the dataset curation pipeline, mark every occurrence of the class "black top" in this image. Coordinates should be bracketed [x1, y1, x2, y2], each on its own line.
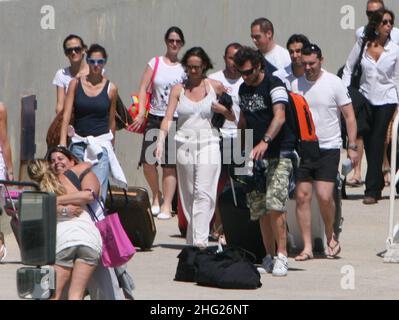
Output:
[74, 80, 111, 137]
[239, 73, 296, 158]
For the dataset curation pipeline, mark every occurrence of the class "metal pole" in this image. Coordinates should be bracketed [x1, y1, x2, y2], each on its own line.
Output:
[388, 109, 399, 244]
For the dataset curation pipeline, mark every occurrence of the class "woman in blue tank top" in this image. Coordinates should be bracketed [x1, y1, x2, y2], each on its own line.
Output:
[60, 44, 127, 201]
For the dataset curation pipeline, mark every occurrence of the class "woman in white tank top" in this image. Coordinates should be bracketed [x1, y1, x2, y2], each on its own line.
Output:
[156, 47, 235, 247]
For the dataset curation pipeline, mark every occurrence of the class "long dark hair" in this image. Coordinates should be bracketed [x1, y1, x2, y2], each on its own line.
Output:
[364, 8, 395, 42]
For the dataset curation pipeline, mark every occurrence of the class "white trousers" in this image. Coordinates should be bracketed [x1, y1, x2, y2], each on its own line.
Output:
[176, 140, 221, 247]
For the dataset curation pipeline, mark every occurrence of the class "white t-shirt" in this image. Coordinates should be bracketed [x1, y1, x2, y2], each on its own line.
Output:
[208, 70, 243, 138]
[148, 56, 186, 117]
[290, 71, 352, 149]
[53, 67, 73, 93]
[273, 64, 298, 91]
[356, 26, 399, 45]
[264, 44, 291, 70]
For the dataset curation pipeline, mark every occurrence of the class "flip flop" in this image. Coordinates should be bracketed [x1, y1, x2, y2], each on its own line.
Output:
[294, 252, 314, 261]
[326, 240, 341, 259]
[0, 244, 7, 262]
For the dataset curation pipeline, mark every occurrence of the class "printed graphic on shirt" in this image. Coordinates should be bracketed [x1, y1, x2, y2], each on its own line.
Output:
[239, 94, 269, 113]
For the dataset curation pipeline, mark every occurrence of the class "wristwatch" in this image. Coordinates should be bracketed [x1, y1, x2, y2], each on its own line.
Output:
[61, 207, 68, 217]
[348, 143, 358, 151]
[262, 135, 272, 144]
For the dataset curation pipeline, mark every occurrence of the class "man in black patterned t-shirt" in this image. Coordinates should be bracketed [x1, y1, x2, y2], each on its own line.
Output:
[234, 47, 295, 277]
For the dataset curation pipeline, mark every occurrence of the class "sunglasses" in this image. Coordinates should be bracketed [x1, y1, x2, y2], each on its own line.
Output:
[87, 58, 107, 66]
[366, 10, 378, 17]
[238, 67, 255, 76]
[186, 65, 202, 71]
[65, 46, 83, 55]
[382, 19, 394, 26]
[167, 39, 183, 45]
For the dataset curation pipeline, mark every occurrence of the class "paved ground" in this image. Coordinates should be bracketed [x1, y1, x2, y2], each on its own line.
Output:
[1, 157, 399, 300]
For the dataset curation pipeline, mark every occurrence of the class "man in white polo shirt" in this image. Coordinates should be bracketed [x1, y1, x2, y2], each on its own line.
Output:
[290, 44, 359, 261]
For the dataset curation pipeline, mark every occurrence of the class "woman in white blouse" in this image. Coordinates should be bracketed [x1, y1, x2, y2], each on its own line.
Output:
[343, 9, 399, 204]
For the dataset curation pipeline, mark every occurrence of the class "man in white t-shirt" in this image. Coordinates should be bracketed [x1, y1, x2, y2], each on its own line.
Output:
[356, 0, 399, 45]
[273, 34, 310, 90]
[250, 18, 291, 70]
[208, 42, 243, 243]
[290, 44, 359, 261]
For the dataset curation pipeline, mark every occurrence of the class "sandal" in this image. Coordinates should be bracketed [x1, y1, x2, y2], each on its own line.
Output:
[294, 251, 314, 261]
[326, 238, 341, 259]
[346, 178, 363, 187]
[0, 233, 7, 262]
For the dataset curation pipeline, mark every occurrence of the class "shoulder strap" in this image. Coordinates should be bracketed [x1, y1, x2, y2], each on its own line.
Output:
[79, 167, 92, 182]
[147, 56, 160, 93]
[64, 169, 82, 191]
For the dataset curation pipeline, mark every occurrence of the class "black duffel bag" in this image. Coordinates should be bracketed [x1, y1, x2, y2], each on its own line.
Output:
[195, 247, 262, 290]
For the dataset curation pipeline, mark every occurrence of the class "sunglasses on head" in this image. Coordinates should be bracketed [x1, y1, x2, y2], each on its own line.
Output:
[382, 19, 394, 26]
[65, 46, 83, 55]
[238, 67, 255, 76]
[87, 58, 107, 66]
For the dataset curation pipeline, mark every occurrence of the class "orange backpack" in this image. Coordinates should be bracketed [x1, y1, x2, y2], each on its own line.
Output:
[286, 92, 320, 162]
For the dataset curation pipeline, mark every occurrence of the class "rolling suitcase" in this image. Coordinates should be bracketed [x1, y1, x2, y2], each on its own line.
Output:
[286, 174, 343, 254]
[219, 183, 266, 264]
[106, 186, 156, 251]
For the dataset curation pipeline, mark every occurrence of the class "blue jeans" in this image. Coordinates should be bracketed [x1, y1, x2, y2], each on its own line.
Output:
[70, 143, 110, 201]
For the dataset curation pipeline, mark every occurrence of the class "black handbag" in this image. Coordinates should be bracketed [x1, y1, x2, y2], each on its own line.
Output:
[211, 92, 233, 129]
[350, 40, 367, 90]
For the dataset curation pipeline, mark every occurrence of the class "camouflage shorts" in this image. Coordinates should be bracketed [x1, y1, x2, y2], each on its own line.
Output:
[246, 158, 293, 220]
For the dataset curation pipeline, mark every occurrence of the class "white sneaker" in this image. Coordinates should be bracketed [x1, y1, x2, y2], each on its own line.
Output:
[257, 254, 274, 274]
[157, 212, 172, 220]
[151, 205, 160, 216]
[272, 253, 288, 277]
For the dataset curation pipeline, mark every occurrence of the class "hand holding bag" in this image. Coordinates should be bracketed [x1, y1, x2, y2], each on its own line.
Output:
[128, 56, 160, 134]
[88, 192, 136, 268]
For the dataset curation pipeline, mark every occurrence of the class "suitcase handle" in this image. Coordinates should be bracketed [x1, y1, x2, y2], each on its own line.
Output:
[108, 182, 128, 205]
[0, 180, 40, 190]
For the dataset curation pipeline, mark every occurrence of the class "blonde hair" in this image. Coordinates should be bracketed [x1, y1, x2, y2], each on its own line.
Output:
[27, 160, 67, 196]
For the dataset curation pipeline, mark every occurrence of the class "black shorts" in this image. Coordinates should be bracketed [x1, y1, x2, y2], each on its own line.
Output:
[139, 114, 177, 167]
[296, 148, 340, 182]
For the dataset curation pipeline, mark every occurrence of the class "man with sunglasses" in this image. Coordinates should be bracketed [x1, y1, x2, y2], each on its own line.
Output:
[356, 0, 399, 44]
[291, 44, 358, 261]
[234, 47, 296, 277]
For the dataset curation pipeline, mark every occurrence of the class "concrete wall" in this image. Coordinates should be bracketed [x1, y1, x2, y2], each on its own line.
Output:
[0, 0, 398, 187]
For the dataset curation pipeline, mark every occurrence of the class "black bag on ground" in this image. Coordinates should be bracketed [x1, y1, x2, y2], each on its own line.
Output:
[174, 246, 203, 282]
[105, 185, 156, 250]
[218, 184, 266, 264]
[195, 247, 262, 289]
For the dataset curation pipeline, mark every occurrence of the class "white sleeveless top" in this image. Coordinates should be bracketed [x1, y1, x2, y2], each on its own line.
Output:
[175, 80, 220, 144]
[56, 210, 102, 254]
